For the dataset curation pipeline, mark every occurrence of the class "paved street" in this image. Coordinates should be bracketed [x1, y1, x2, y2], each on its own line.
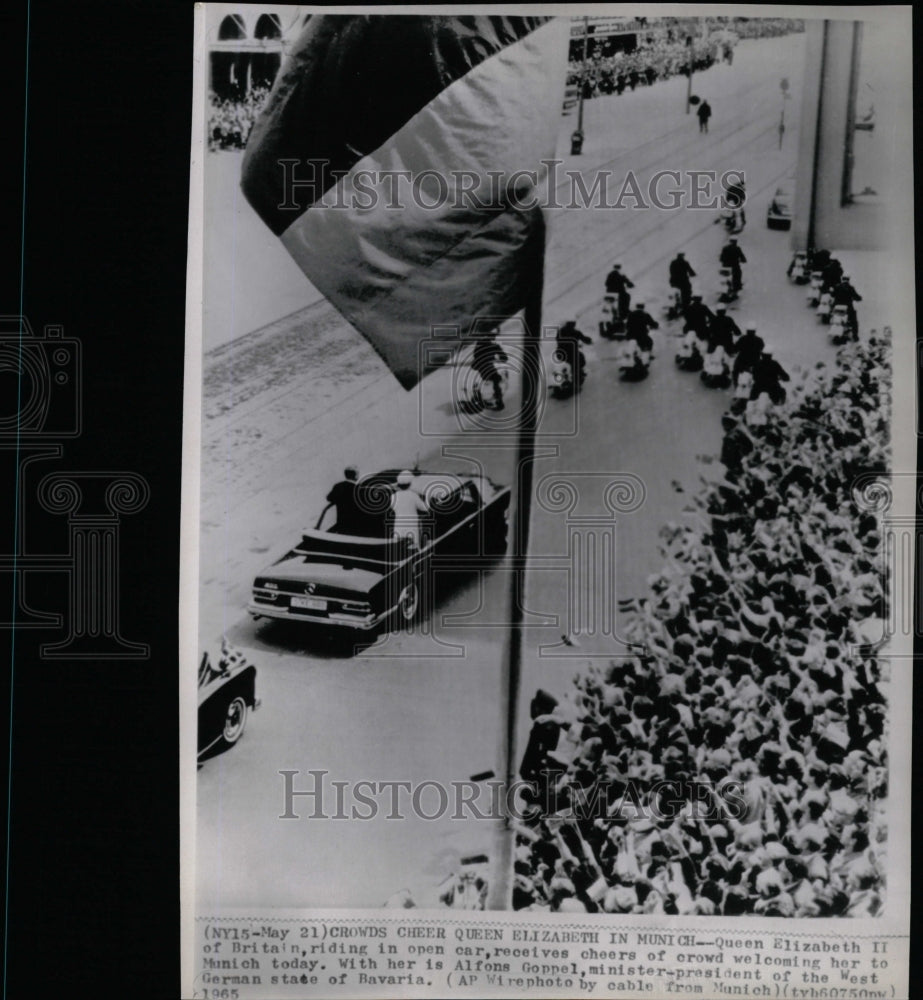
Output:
[195, 32, 895, 911]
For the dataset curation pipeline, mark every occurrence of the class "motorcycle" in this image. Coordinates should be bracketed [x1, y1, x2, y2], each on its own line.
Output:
[829, 304, 856, 344]
[701, 347, 731, 389]
[599, 294, 626, 339]
[816, 289, 833, 324]
[458, 360, 510, 412]
[675, 330, 704, 372]
[730, 369, 753, 415]
[788, 251, 810, 284]
[745, 390, 772, 428]
[548, 347, 585, 398]
[717, 206, 744, 234]
[718, 267, 738, 304]
[807, 271, 824, 307]
[665, 288, 685, 322]
[616, 339, 650, 381]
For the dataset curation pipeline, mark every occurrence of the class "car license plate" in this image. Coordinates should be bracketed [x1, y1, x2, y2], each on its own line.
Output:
[291, 595, 326, 611]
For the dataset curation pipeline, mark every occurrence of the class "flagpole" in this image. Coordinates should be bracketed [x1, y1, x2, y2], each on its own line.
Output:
[487, 214, 545, 911]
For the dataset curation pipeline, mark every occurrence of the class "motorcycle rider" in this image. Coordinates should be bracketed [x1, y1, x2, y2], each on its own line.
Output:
[724, 177, 746, 227]
[683, 294, 715, 340]
[669, 252, 696, 310]
[604, 263, 634, 320]
[556, 320, 593, 387]
[831, 275, 862, 336]
[471, 337, 509, 410]
[707, 305, 741, 355]
[731, 326, 764, 384]
[821, 256, 844, 295]
[720, 237, 746, 294]
[751, 350, 791, 405]
[625, 302, 659, 358]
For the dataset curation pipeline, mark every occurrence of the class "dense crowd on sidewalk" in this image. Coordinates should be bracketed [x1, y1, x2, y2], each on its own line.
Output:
[567, 17, 804, 99]
[207, 85, 271, 151]
[512, 330, 891, 916]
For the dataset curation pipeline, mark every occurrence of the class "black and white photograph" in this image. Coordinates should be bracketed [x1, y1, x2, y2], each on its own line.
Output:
[182, 6, 915, 997]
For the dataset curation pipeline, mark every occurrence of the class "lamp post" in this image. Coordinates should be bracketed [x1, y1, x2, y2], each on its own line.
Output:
[572, 16, 589, 154]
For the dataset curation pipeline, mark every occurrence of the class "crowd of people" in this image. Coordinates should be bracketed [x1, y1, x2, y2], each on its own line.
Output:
[512, 329, 891, 916]
[567, 17, 803, 100]
[207, 85, 271, 151]
[732, 17, 805, 39]
[568, 36, 724, 99]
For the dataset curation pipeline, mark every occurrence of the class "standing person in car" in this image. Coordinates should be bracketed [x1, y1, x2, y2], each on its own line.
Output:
[390, 470, 429, 550]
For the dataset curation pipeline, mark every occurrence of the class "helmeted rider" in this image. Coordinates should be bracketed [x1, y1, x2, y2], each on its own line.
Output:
[720, 237, 747, 294]
[831, 275, 862, 336]
[751, 350, 791, 405]
[669, 252, 696, 310]
[625, 302, 659, 357]
[725, 176, 746, 226]
[732, 325, 764, 383]
[707, 305, 740, 355]
[821, 256, 844, 295]
[556, 320, 592, 386]
[683, 294, 715, 340]
[605, 263, 634, 320]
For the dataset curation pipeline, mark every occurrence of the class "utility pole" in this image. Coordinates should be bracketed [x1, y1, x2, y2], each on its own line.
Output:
[779, 76, 790, 149]
[577, 16, 588, 133]
[685, 35, 693, 113]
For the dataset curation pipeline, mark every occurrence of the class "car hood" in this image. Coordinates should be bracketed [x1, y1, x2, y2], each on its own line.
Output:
[258, 556, 384, 594]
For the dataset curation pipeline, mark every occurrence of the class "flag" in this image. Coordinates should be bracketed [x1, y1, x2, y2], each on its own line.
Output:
[241, 15, 568, 389]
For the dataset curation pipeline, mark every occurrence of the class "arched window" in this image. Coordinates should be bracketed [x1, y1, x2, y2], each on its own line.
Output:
[218, 14, 246, 40]
[254, 13, 282, 40]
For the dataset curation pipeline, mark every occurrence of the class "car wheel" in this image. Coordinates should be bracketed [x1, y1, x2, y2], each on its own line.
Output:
[222, 696, 248, 746]
[397, 581, 420, 623]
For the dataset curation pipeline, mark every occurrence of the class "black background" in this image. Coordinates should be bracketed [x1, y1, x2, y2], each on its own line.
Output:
[3, 1, 190, 995]
[1, 3, 920, 998]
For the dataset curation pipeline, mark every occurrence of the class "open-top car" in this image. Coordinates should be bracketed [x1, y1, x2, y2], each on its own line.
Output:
[198, 638, 259, 759]
[249, 468, 511, 632]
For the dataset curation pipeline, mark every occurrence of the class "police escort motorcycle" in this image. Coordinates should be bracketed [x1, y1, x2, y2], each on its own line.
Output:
[616, 339, 650, 382]
[701, 347, 732, 389]
[730, 369, 754, 415]
[807, 271, 824, 307]
[675, 330, 705, 372]
[599, 294, 626, 340]
[788, 251, 809, 284]
[718, 267, 738, 304]
[829, 304, 856, 345]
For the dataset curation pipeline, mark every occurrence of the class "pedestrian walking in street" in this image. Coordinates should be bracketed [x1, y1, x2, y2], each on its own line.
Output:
[697, 99, 712, 133]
